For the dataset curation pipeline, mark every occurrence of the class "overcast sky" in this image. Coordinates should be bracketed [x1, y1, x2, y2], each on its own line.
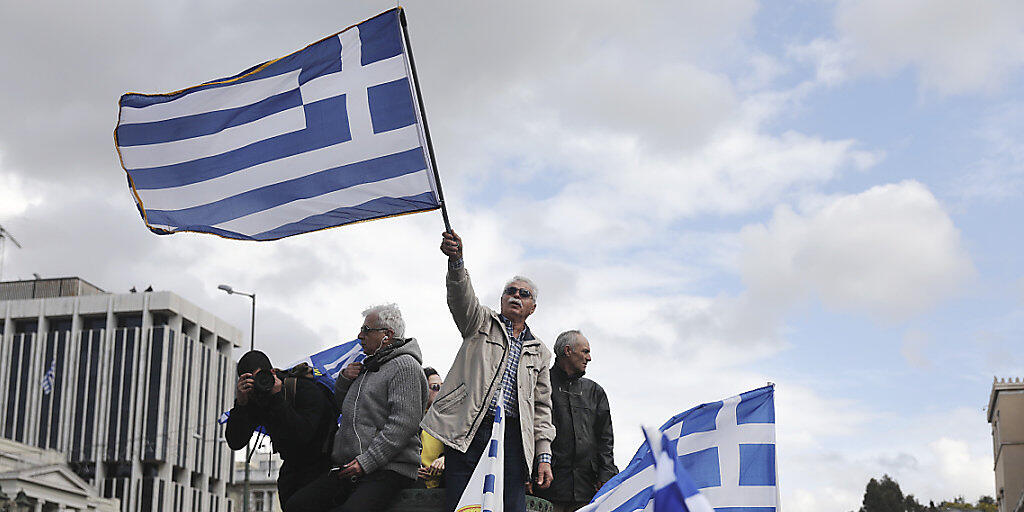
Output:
[2, 1, 1023, 510]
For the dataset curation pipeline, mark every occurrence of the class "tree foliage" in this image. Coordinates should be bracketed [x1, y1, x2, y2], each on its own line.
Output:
[857, 474, 995, 512]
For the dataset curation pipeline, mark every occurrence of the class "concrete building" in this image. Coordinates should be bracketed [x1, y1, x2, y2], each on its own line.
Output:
[226, 454, 282, 512]
[988, 377, 1024, 512]
[0, 436, 119, 511]
[0, 277, 243, 512]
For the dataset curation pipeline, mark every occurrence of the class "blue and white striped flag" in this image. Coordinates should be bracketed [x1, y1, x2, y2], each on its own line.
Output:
[286, 338, 366, 390]
[455, 389, 506, 512]
[219, 339, 365, 426]
[115, 8, 441, 241]
[41, 359, 56, 395]
[581, 386, 778, 512]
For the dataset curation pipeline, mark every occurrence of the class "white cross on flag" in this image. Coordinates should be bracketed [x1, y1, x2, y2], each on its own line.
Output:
[582, 385, 778, 512]
[115, 8, 441, 241]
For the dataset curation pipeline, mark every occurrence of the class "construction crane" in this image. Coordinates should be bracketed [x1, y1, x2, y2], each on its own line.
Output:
[0, 224, 23, 281]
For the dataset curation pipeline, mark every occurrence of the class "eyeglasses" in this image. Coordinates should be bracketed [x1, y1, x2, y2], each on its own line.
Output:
[360, 325, 388, 333]
[429, 383, 442, 391]
[503, 286, 533, 299]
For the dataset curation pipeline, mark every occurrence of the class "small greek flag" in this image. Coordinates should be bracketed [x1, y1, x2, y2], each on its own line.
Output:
[41, 359, 56, 395]
[582, 385, 778, 512]
[642, 425, 713, 512]
[287, 338, 366, 390]
[455, 390, 506, 512]
[115, 8, 441, 240]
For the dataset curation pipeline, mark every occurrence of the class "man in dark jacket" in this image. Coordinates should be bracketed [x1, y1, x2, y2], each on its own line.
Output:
[225, 350, 335, 508]
[536, 330, 618, 512]
[284, 304, 428, 512]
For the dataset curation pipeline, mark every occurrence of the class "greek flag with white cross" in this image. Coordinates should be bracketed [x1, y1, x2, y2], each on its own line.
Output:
[582, 385, 778, 512]
[115, 8, 440, 241]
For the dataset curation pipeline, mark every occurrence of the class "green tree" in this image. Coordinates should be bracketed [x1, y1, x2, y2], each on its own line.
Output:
[860, 475, 907, 512]
[976, 496, 997, 512]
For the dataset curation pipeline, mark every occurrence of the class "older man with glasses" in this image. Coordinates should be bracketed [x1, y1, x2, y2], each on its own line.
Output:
[421, 231, 555, 512]
[285, 304, 428, 512]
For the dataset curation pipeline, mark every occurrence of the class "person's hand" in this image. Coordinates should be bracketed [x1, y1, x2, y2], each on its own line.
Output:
[428, 455, 445, 476]
[417, 464, 431, 480]
[271, 371, 283, 395]
[341, 362, 363, 380]
[236, 373, 254, 405]
[535, 461, 553, 489]
[440, 231, 463, 261]
[337, 459, 364, 478]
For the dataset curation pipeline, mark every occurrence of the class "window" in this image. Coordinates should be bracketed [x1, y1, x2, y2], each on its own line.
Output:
[14, 319, 38, 334]
[48, 317, 72, 333]
[117, 314, 143, 329]
[252, 490, 265, 511]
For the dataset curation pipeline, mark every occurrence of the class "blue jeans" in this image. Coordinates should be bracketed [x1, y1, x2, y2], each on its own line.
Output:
[444, 415, 527, 512]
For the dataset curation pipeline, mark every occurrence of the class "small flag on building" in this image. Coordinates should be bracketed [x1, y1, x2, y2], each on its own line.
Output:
[581, 385, 778, 512]
[455, 390, 506, 512]
[115, 8, 444, 241]
[41, 359, 56, 395]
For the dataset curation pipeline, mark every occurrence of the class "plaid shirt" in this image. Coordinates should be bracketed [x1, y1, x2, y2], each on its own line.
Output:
[489, 315, 532, 419]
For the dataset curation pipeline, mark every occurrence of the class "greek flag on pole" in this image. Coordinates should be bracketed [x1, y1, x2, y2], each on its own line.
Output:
[115, 8, 441, 241]
[455, 389, 506, 512]
[218, 339, 365, 426]
[41, 359, 56, 395]
[582, 385, 777, 512]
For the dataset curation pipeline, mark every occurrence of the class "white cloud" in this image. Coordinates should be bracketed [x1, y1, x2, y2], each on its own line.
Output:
[740, 181, 974, 321]
[901, 329, 932, 369]
[930, 437, 993, 496]
[0, 158, 42, 219]
[836, 0, 1024, 95]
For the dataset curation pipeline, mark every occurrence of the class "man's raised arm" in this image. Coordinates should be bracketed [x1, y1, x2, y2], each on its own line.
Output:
[441, 231, 485, 338]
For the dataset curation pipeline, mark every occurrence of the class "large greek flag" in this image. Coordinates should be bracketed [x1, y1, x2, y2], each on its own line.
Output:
[115, 8, 441, 241]
[583, 386, 778, 512]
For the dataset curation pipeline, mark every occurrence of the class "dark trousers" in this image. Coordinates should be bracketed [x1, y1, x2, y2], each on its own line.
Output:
[283, 469, 413, 512]
[444, 415, 527, 512]
[277, 460, 329, 508]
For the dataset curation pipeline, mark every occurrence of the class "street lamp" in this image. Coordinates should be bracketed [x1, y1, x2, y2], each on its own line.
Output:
[217, 283, 256, 512]
[217, 284, 255, 352]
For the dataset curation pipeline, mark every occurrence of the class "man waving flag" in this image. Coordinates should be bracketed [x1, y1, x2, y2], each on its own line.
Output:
[115, 8, 447, 240]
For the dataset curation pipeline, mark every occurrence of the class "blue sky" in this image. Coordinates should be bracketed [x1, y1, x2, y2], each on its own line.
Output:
[1, 1, 1022, 510]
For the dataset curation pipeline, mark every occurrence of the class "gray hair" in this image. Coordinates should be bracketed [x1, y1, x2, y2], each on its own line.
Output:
[362, 303, 406, 338]
[504, 275, 539, 301]
[553, 330, 583, 359]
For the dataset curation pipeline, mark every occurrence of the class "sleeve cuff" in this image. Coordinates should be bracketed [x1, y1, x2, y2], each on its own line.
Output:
[448, 258, 464, 270]
[537, 453, 552, 465]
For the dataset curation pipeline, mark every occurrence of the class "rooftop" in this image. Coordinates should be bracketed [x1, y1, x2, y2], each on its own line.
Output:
[0, 277, 106, 301]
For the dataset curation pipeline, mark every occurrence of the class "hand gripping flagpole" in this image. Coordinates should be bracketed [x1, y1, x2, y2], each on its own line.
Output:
[399, 7, 454, 233]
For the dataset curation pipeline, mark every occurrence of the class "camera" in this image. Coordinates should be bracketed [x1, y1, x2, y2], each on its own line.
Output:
[252, 369, 276, 396]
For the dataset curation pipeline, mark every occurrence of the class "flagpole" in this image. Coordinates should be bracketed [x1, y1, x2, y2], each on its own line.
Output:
[399, 7, 453, 233]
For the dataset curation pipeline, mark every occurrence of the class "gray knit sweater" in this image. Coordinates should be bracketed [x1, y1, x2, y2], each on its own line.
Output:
[332, 337, 428, 479]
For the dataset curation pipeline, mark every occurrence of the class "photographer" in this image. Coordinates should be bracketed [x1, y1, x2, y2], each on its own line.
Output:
[225, 350, 335, 507]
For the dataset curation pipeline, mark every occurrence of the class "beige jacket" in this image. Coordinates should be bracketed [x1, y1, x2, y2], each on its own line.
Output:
[420, 265, 555, 474]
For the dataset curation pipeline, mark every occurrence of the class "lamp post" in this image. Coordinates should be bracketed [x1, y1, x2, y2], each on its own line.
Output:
[218, 283, 256, 512]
